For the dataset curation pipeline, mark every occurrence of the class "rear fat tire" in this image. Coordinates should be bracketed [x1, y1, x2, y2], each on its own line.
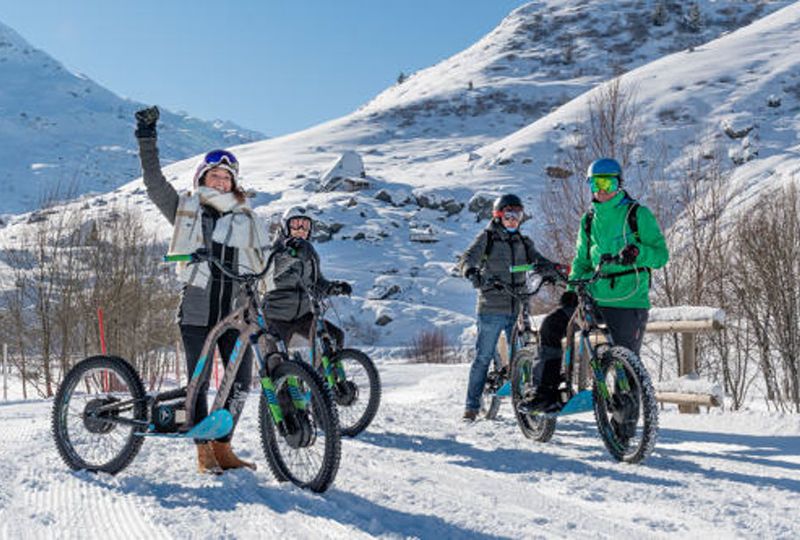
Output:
[51, 355, 147, 474]
[482, 395, 501, 420]
[258, 359, 341, 493]
[511, 349, 557, 442]
[592, 346, 658, 464]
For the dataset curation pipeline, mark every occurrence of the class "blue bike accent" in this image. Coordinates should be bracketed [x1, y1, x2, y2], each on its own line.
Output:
[263, 389, 279, 405]
[496, 380, 512, 397]
[288, 385, 309, 406]
[191, 355, 207, 380]
[139, 410, 234, 439]
[559, 390, 594, 416]
[229, 338, 243, 367]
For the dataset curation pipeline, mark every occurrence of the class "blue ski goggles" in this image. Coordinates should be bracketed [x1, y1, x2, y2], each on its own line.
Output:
[203, 150, 239, 173]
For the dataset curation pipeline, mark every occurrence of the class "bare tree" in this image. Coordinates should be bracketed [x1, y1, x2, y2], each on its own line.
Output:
[540, 76, 642, 261]
[1, 204, 179, 396]
[736, 184, 800, 412]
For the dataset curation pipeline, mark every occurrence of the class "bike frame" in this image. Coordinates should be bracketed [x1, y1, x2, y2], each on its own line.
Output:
[182, 282, 291, 429]
[157, 253, 307, 436]
[510, 257, 635, 412]
[562, 283, 616, 396]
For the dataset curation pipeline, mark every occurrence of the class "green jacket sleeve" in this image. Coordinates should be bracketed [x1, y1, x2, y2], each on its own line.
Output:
[569, 213, 594, 281]
[633, 206, 669, 269]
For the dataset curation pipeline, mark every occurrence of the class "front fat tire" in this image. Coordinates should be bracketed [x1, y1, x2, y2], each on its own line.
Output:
[51, 356, 147, 474]
[511, 349, 557, 442]
[331, 349, 381, 437]
[592, 346, 659, 464]
[258, 359, 341, 493]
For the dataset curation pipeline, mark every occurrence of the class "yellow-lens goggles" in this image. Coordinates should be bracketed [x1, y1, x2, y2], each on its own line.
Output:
[589, 175, 619, 193]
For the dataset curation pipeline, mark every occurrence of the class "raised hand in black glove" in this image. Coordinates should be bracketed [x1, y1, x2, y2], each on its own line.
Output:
[284, 236, 309, 253]
[465, 267, 482, 289]
[618, 244, 640, 266]
[135, 106, 160, 139]
[328, 280, 353, 296]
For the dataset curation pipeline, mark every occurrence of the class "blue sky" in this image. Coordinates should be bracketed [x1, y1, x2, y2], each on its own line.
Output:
[0, 0, 528, 136]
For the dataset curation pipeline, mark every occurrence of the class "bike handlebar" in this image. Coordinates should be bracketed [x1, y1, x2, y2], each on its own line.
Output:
[164, 250, 270, 283]
[509, 254, 623, 288]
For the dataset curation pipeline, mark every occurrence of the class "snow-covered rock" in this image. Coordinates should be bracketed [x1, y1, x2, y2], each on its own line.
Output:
[319, 151, 367, 192]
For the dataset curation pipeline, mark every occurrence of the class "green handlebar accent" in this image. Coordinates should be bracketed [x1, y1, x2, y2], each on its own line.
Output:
[164, 254, 193, 263]
[509, 264, 534, 273]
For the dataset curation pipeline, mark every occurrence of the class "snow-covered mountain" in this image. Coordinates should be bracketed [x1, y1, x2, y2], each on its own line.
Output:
[0, 20, 265, 214]
[3, 0, 799, 348]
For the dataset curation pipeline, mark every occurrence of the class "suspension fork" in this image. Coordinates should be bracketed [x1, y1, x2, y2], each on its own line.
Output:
[250, 330, 308, 428]
[314, 319, 345, 387]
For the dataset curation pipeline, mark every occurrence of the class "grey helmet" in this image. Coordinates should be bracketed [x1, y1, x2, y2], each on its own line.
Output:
[282, 205, 313, 236]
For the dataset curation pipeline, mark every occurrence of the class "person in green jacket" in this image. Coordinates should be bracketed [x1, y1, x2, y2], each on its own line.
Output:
[525, 157, 669, 413]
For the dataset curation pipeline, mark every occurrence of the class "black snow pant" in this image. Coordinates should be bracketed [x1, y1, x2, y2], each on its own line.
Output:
[181, 324, 253, 444]
[266, 312, 344, 351]
[532, 305, 649, 390]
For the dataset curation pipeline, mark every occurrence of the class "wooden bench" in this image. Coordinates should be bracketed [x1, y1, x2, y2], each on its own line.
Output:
[646, 309, 725, 413]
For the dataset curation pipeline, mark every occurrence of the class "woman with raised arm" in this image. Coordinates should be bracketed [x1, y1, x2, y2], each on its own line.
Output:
[135, 106, 270, 474]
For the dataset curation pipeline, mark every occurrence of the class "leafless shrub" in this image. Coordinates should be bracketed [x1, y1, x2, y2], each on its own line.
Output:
[407, 328, 459, 364]
[0, 203, 179, 396]
[735, 183, 800, 412]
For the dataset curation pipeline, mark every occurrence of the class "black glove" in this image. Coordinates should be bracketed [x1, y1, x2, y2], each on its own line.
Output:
[135, 106, 160, 139]
[284, 236, 309, 253]
[618, 244, 640, 266]
[328, 280, 353, 296]
[540, 261, 567, 283]
[465, 267, 482, 289]
[559, 291, 578, 308]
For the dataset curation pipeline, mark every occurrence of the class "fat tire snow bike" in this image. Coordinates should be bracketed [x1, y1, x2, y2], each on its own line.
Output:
[278, 282, 381, 438]
[479, 275, 555, 446]
[52, 250, 341, 493]
[509, 255, 659, 464]
[478, 272, 544, 421]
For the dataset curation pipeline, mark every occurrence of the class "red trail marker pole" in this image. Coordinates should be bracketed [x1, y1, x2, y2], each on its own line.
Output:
[98, 307, 108, 392]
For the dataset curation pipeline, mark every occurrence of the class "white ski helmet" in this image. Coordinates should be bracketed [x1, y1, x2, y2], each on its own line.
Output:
[282, 205, 313, 236]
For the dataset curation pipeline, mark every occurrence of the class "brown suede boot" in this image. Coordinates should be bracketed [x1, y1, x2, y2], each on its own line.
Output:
[211, 441, 257, 471]
[197, 442, 224, 475]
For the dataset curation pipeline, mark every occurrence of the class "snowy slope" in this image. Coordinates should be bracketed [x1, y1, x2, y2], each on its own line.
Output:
[448, 1, 800, 196]
[0, 20, 264, 215]
[1, 360, 799, 538]
[2, 1, 799, 350]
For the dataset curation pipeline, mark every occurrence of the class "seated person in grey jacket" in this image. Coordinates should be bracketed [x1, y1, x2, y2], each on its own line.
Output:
[459, 193, 553, 422]
[262, 206, 352, 348]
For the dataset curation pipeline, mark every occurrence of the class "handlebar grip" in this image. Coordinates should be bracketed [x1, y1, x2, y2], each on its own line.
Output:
[163, 254, 194, 263]
[509, 264, 534, 273]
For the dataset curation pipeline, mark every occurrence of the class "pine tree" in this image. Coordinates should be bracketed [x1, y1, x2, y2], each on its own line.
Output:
[652, 1, 668, 27]
[685, 2, 702, 33]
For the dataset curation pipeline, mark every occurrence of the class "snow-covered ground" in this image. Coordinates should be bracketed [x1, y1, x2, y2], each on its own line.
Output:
[1, 360, 798, 539]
